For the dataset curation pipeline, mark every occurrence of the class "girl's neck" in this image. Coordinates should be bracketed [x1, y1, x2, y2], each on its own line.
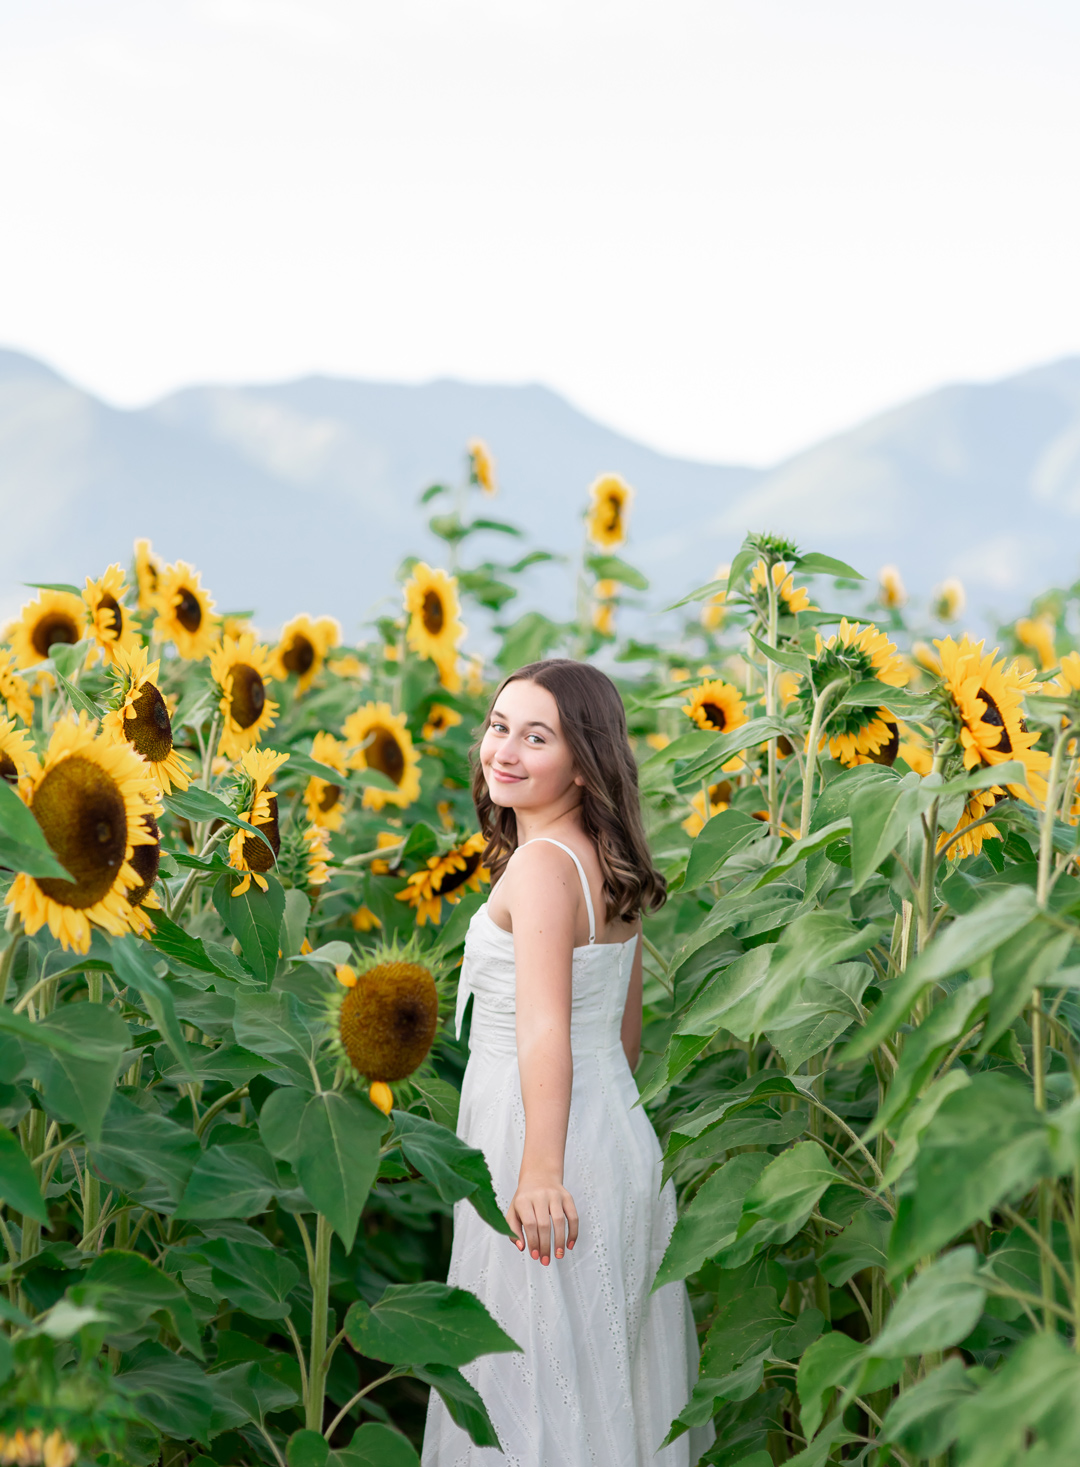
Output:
[514, 791, 584, 847]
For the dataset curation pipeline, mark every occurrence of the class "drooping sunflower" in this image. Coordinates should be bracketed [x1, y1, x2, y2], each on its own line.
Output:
[83, 565, 140, 668]
[422, 703, 463, 741]
[103, 644, 191, 794]
[396, 832, 489, 926]
[303, 731, 349, 832]
[1015, 616, 1057, 672]
[935, 635, 1050, 857]
[586, 473, 633, 549]
[209, 632, 279, 761]
[343, 701, 422, 811]
[5, 715, 160, 953]
[682, 781, 732, 838]
[748, 560, 815, 616]
[878, 565, 907, 610]
[133, 538, 163, 615]
[682, 679, 748, 735]
[0, 718, 38, 786]
[155, 561, 219, 660]
[0, 650, 32, 724]
[329, 939, 440, 1082]
[271, 613, 342, 695]
[6, 589, 88, 669]
[468, 437, 497, 496]
[227, 748, 290, 895]
[403, 563, 466, 692]
[799, 619, 910, 767]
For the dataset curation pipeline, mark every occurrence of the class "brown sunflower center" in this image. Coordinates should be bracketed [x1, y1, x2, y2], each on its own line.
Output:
[229, 665, 266, 729]
[368, 727, 405, 784]
[99, 594, 124, 637]
[176, 589, 202, 633]
[241, 792, 281, 873]
[126, 682, 174, 763]
[338, 960, 439, 1081]
[127, 815, 161, 907]
[422, 590, 445, 635]
[434, 852, 481, 896]
[977, 687, 1012, 753]
[283, 634, 316, 676]
[709, 781, 732, 805]
[0, 753, 17, 785]
[868, 718, 900, 767]
[33, 755, 129, 908]
[31, 612, 80, 659]
[603, 494, 622, 532]
[701, 702, 727, 730]
[318, 782, 342, 813]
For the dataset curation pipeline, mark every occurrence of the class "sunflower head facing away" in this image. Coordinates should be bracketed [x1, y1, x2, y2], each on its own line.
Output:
[878, 564, 907, 610]
[155, 561, 219, 660]
[272, 613, 342, 694]
[0, 650, 33, 725]
[344, 701, 422, 811]
[586, 474, 633, 550]
[330, 939, 440, 1082]
[0, 718, 38, 786]
[303, 731, 349, 832]
[133, 538, 163, 615]
[468, 438, 497, 496]
[7, 590, 88, 670]
[403, 564, 466, 692]
[5, 715, 160, 953]
[797, 619, 909, 765]
[748, 559, 815, 617]
[103, 644, 191, 794]
[210, 632, 279, 760]
[227, 748, 290, 895]
[83, 565, 140, 667]
[396, 832, 489, 927]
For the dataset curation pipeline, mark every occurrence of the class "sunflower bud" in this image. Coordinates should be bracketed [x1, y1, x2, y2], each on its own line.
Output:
[329, 943, 439, 1083]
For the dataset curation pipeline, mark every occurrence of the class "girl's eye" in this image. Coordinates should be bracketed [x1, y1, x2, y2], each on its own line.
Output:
[526, 734, 544, 744]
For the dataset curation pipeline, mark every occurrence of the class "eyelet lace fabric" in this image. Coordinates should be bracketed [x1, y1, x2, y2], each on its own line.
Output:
[422, 891, 712, 1466]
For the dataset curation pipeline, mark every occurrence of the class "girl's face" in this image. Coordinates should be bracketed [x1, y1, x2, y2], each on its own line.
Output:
[479, 678, 583, 811]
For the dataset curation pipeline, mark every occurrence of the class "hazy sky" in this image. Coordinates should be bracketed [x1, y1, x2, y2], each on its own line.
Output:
[3, 0, 1080, 464]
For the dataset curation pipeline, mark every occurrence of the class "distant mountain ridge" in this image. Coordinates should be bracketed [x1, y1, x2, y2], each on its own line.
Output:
[2, 347, 1080, 637]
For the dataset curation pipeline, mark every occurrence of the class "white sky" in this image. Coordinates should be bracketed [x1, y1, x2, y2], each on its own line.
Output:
[2, 0, 1080, 465]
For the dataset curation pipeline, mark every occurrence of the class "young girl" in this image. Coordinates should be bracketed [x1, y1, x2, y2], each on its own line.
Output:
[422, 660, 710, 1466]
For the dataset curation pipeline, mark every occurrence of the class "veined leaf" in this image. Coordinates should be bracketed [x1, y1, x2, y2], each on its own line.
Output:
[0, 1124, 48, 1224]
[213, 874, 286, 984]
[683, 809, 765, 889]
[870, 1247, 985, 1359]
[411, 1364, 501, 1450]
[717, 1141, 841, 1269]
[297, 1091, 384, 1249]
[651, 1153, 770, 1290]
[344, 1281, 520, 1368]
[165, 786, 276, 852]
[792, 551, 864, 580]
[392, 1110, 513, 1236]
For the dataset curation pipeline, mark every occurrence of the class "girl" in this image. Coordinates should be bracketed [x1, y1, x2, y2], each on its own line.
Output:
[422, 660, 710, 1466]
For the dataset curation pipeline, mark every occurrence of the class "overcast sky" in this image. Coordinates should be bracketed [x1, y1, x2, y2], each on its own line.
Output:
[3, 0, 1080, 465]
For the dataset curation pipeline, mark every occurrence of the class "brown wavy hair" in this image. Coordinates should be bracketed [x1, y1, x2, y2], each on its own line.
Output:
[471, 659, 666, 923]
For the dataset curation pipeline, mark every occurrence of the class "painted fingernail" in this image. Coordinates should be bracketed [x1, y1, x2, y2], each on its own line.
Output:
[556, 1249, 563, 1258]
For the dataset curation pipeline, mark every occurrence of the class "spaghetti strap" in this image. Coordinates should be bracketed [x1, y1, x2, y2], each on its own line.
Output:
[522, 837, 596, 944]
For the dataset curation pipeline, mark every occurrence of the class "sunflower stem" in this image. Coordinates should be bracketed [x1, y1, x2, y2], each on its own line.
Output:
[800, 678, 848, 839]
[763, 563, 780, 836]
[201, 710, 221, 791]
[0, 910, 22, 1008]
[306, 1212, 332, 1429]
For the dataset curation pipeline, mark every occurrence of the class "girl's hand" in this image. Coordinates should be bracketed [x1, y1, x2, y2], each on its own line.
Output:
[507, 1174, 579, 1265]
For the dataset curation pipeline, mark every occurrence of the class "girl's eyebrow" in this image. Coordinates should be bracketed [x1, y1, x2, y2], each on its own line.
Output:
[489, 709, 556, 736]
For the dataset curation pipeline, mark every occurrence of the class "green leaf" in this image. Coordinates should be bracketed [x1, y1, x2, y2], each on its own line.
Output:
[297, 1091, 384, 1249]
[751, 820, 851, 890]
[344, 1281, 521, 1367]
[871, 1247, 986, 1358]
[819, 1203, 891, 1286]
[258, 1086, 308, 1167]
[978, 921, 1073, 1056]
[30, 1001, 129, 1143]
[840, 680, 936, 719]
[652, 1153, 771, 1290]
[748, 632, 812, 675]
[717, 1141, 840, 1269]
[673, 717, 798, 791]
[54, 668, 104, 718]
[148, 910, 250, 980]
[209, 1360, 299, 1430]
[95, 1092, 202, 1206]
[683, 809, 765, 889]
[664, 576, 728, 611]
[110, 935, 195, 1079]
[881, 1358, 976, 1457]
[78, 1249, 204, 1358]
[411, 1363, 501, 1450]
[0, 777, 72, 881]
[392, 1110, 514, 1237]
[165, 786, 276, 852]
[494, 611, 568, 673]
[950, 1332, 1080, 1465]
[24, 581, 81, 595]
[847, 768, 927, 893]
[0, 1123, 48, 1223]
[889, 1071, 1053, 1275]
[287, 1433, 330, 1467]
[192, 1234, 300, 1320]
[114, 1341, 213, 1445]
[213, 873, 286, 983]
[334, 1424, 421, 1467]
[764, 962, 874, 1070]
[468, 517, 522, 537]
[797, 1330, 863, 1440]
[175, 1141, 279, 1220]
[791, 551, 864, 580]
[585, 554, 649, 590]
[409, 1075, 461, 1129]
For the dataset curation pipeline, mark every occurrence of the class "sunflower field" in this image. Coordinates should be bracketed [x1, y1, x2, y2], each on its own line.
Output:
[3, 443, 1080, 1467]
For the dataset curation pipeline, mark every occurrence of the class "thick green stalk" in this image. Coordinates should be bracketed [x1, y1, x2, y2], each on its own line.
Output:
[20, 1106, 45, 1263]
[764, 567, 780, 835]
[0, 909, 21, 1006]
[306, 1213, 332, 1429]
[916, 798, 940, 958]
[799, 678, 847, 838]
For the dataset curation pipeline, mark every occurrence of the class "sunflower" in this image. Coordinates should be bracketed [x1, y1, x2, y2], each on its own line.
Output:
[271, 613, 342, 694]
[0, 718, 38, 786]
[701, 564, 729, 632]
[586, 473, 633, 549]
[0, 1431, 77, 1467]
[932, 578, 965, 622]
[403, 563, 466, 692]
[748, 560, 815, 616]
[683, 679, 748, 735]
[396, 832, 489, 926]
[422, 703, 463, 741]
[465, 653, 486, 697]
[0, 650, 32, 724]
[330, 940, 439, 1081]
[125, 809, 164, 935]
[351, 904, 382, 932]
[878, 565, 907, 609]
[645, 732, 671, 752]
[799, 619, 910, 766]
[155, 561, 219, 660]
[1051, 650, 1080, 696]
[80, 564, 140, 671]
[303, 824, 331, 889]
[227, 748, 290, 895]
[1016, 616, 1057, 672]
[328, 653, 366, 681]
[371, 830, 405, 874]
[6, 590, 88, 669]
[133, 538, 163, 615]
[592, 601, 615, 637]
[303, 731, 349, 832]
[103, 645, 191, 794]
[343, 702, 422, 811]
[897, 730, 934, 775]
[5, 715, 160, 953]
[682, 781, 732, 838]
[209, 632, 279, 760]
[468, 437, 497, 496]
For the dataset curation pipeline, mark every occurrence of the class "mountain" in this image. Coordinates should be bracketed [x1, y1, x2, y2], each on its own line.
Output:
[2, 346, 1080, 638]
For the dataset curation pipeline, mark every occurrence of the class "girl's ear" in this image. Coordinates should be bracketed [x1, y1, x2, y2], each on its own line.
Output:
[574, 773, 585, 787]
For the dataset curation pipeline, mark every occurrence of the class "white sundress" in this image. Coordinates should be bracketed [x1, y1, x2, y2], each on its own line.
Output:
[422, 837, 712, 1467]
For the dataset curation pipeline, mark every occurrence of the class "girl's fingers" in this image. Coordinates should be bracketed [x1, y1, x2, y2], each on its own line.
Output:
[520, 1204, 542, 1261]
[564, 1195, 580, 1250]
[506, 1205, 525, 1251]
[551, 1206, 566, 1259]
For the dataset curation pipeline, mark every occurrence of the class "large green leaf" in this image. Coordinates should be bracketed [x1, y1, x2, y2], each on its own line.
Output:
[871, 1247, 986, 1358]
[979, 921, 1073, 1056]
[231, 989, 321, 1086]
[392, 1110, 513, 1237]
[209, 1360, 299, 1432]
[410, 1364, 501, 1450]
[334, 1424, 421, 1467]
[344, 1281, 521, 1367]
[651, 1153, 770, 1290]
[0, 777, 72, 880]
[174, 1141, 279, 1220]
[297, 1091, 384, 1248]
[717, 1141, 841, 1269]
[191, 1234, 299, 1320]
[673, 717, 798, 791]
[764, 961, 874, 1069]
[213, 873, 286, 983]
[0, 1124, 47, 1223]
[114, 1341, 213, 1444]
[881, 1358, 976, 1458]
[950, 1333, 1080, 1467]
[30, 1001, 129, 1143]
[148, 910, 252, 981]
[77, 1249, 203, 1357]
[797, 1331, 863, 1440]
[683, 809, 765, 889]
[258, 1085, 308, 1167]
[165, 786, 276, 852]
[110, 935, 195, 1079]
[819, 1203, 890, 1286]
[751, 819, 852, 891]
